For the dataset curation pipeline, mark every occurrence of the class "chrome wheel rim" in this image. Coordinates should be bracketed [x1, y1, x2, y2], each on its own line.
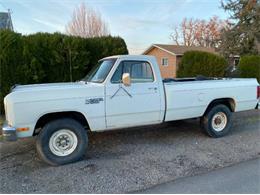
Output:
[211, 112, 227, 132]
[49, 129, 78, 156]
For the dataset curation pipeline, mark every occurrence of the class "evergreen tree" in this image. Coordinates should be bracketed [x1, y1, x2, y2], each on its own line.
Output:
[0, 30, 128, 113]
[220, 0, 260, 57]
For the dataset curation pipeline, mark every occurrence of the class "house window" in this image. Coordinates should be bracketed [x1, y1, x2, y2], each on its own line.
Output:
[162, 58, 168, 66]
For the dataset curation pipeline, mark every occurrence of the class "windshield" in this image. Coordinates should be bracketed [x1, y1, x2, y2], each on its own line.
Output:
[82, 58, 117, 83]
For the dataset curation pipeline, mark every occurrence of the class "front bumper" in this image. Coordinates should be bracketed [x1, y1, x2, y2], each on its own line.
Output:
[1, 122, 17, 141]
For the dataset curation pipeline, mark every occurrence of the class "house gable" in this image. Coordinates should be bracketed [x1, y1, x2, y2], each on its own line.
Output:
[143, 44, 176, 56]
[143, 44, 217, 56]
[145, 47, 177, 78]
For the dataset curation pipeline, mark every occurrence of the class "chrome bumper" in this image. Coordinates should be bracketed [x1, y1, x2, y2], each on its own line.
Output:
[1, 122, 17, 141]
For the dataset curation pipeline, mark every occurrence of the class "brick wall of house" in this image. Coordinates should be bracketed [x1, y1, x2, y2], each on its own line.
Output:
[146, 47, 177, 78]
[176, 56, 183, 76]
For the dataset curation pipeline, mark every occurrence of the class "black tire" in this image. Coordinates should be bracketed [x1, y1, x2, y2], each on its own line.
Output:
[200, 104, 232, 138]
[36, 118, 88, 166]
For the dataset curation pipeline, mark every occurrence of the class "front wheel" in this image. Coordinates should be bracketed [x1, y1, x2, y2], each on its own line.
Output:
[200, 104, 233, 138]
[36, 118, 88, 166]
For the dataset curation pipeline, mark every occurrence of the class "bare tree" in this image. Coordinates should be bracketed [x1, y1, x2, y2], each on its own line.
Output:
[171, 18, 196, 46]
[170, 16, 229, 48]
[66, 3, 109, 38]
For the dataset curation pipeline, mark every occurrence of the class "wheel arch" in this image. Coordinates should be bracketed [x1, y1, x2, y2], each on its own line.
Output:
[33, 111, 90, 135]
[203, 98, 236, 116]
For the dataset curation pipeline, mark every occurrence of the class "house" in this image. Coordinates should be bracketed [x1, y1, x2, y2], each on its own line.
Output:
[0, 11, 13, 31]
[143, 44, 217, 78]
[228, 54, 240, 72]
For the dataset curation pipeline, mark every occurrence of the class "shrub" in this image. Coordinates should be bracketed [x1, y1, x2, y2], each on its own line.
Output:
[238, 55, 260, 83]
[177, 51, 228, 78]
[0, 30, 24, 113]
[0, 30, 128, 113]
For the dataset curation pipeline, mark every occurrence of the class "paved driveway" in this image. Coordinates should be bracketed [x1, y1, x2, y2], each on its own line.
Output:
[138, 158, 260, 193]
[0, 110, 259, 193]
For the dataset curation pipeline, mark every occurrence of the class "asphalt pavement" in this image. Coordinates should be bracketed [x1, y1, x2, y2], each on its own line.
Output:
[139, 158, 260, 193]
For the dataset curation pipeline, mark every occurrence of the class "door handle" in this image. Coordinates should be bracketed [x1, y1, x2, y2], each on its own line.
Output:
[148, 87, 157, 90]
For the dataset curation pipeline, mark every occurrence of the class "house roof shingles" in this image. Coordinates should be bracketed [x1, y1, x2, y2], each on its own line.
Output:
[144, 44, 217, 55]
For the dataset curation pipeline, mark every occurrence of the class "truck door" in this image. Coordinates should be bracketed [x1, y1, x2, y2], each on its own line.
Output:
[105, 60, 162, 129]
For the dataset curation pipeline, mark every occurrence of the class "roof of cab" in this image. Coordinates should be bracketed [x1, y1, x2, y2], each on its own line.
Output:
[101, 55, 155, 61]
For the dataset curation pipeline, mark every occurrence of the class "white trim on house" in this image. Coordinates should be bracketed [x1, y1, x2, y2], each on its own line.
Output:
[142, 44, 176, 56]
[143, 44, 217, 56]
[228, 54, 241, 58]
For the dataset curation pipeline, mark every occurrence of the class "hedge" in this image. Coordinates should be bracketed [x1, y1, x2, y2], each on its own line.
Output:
[177, 51, 228, 78]
[0, 30, 128, 113]
[238, 55, 260, 83]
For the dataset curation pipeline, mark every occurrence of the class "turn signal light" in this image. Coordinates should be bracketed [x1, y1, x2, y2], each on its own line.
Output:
[16, 127, 29, 132]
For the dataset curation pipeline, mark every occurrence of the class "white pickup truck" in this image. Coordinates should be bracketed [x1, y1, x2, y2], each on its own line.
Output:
[2, 55, 260, 165]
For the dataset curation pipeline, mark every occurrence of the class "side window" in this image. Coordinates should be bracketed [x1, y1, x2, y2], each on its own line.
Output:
[111, 62, 131, 83]
[131, 62, 154, 83]
[111, 61, 154, 83]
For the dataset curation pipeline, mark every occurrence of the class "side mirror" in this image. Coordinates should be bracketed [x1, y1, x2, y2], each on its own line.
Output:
[122, 73, 131, 86]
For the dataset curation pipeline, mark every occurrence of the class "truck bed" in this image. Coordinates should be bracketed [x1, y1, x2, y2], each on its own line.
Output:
[163, 78, 259, 122]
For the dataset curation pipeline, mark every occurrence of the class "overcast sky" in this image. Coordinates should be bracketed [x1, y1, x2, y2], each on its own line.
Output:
[0, 0, 229, 54]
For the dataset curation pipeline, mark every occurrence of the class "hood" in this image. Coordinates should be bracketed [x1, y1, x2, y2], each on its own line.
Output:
[6, 81, 104, 104]
[11, 82, 86, 93]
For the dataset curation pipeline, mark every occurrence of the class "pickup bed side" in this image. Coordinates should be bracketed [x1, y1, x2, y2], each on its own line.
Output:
[164, 79, 258, 121]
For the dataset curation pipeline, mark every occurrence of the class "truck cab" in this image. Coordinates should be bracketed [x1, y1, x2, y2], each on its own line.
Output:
[100, 55, 165, 129]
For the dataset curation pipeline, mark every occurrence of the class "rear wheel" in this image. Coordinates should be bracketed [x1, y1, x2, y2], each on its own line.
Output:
[36, 118, 88, 166]
[200, 104, 232, 138]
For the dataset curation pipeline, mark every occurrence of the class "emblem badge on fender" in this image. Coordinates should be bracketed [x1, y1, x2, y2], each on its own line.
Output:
[85, 98, 104, 104]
